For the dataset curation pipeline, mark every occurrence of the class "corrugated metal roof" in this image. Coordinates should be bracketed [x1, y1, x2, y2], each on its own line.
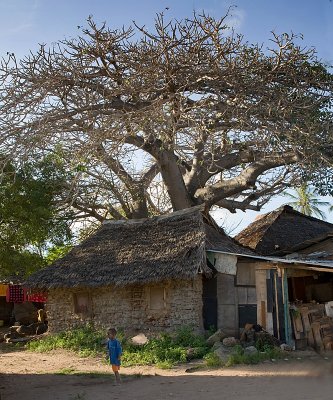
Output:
[206, 249, 333, 270]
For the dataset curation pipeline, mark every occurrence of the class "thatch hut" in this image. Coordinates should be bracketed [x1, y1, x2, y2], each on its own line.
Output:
[234, 206, 333, 345]
[235, 205, 333, 255]
[26, 207, 251, 334]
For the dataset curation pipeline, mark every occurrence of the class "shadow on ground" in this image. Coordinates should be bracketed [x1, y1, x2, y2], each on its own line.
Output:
[0, 342, 26, 355]
[1, 368, 333, 400]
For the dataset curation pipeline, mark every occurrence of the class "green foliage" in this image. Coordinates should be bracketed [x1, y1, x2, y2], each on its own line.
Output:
[28, 325, 105, 357]
[206, 325, 218, 337]
[204, 344, 284, 368]
[121, 334, 186, 366]
[203, 351, 223, 367]
[28, 325, 210, 368]
[45, 244, 73, 265]
[0, 156, 73, 278]
[255, 336, 277, 352]
[56, 367, 77, 375]
[28, 325, 285, 369]
[121, 327, 209, 367]
[55, 368, 112, 379]
[284, 183, 330, 219]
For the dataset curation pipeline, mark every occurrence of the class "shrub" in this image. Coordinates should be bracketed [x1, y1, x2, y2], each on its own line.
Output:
[204, 344, 284, 368]
[28, 325, 210, 368]
[121, 328, 209, 367]
[27, 325, 105, 357]
[203, 351, 223, 367]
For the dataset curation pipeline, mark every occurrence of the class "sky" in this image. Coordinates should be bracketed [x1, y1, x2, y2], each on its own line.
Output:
[0, 0, 332, 232]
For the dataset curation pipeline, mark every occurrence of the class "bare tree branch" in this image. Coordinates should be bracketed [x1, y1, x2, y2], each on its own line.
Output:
[0, 12, 332, 222]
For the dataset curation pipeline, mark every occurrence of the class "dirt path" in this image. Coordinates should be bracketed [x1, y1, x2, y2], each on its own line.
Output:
[1, 345, 333, 400]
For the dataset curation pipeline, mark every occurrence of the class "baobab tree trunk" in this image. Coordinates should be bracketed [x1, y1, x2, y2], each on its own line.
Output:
[157, 150, 194, 211]
[130, 186, 150, 219]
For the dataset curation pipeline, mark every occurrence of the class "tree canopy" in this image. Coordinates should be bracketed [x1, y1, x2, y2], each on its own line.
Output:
[0, 157, 73, 279]
[0, 12, 332, 222]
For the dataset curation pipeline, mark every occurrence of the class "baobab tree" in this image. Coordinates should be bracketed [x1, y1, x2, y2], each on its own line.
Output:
[0, 12, 332, 221]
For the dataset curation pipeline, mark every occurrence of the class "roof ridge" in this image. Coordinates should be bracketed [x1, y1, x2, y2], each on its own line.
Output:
[235, 207, 283, 239]
[103, 205, 204, 226]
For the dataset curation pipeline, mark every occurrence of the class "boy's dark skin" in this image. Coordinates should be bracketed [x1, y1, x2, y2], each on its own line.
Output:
[107, 328, 122, 384]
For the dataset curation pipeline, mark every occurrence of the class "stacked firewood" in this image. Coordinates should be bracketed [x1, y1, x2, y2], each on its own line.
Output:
[291, 303, 333, 351]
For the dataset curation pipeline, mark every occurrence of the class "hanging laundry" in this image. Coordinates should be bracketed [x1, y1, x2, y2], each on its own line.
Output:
[0, 284, 8, 296]
[27, 292, 47, 303]
[6, 285, 26, 303]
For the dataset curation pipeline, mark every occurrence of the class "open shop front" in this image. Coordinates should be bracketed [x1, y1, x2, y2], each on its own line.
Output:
[256, 261, 333, 351]
[287, 265, 333, 351]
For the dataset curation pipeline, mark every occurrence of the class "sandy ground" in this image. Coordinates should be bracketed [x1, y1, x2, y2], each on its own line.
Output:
[1, 342, 333, 400]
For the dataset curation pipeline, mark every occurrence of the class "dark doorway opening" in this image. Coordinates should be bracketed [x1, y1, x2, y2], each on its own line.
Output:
[238, 304, 257, 328]
[202, 274, 217, 330]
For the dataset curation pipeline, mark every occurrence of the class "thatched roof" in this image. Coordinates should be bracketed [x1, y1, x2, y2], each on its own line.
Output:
[235, 205, 333, 256]
[287, 232, 333, 254]
[203, 218, 254, 255]
[26, 207, 250, 290]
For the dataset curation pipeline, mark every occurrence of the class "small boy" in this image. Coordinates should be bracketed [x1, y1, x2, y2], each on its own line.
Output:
[106, 327, 122, 384]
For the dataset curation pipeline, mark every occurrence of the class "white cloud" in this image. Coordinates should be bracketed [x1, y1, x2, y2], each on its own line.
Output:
[225, 6, 245, 31]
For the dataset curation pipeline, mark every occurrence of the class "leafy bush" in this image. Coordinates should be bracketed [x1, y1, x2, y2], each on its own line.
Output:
[255, 334, 278, 351]
[203, 351, 223, 367]
[204, 344, 284, 368]
[27, 325, 105, 357]
[28, 325, 283, 369]
[28, 325, 210, 368]
[121, 327, 209, 367]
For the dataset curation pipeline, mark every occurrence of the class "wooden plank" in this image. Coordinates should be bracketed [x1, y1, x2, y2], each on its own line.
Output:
[308, 309, 323, 324]
[247, 287, 257, 304]
[236, 262, 255, 285]
[266, 274, 274, 313]
[291, 312, 302, 340]
[323, 340, 333, 350]
[274, 272, 280, 340]
[311, 321, 324, 351]
[299, 307, 315, 347]
[295, 314, 304, 333]
[261, 301, 266, 330]
[255, 269, 267, 302]
[217, 273, 237, 305]
[237, 286, 248, 304]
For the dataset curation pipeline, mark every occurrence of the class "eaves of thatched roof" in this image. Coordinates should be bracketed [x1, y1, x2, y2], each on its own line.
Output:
[235, 205, 333, 256]
[26, 207, 250, 290]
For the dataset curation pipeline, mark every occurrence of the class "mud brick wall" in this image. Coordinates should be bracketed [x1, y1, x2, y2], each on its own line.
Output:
[46, 277, 203, 334]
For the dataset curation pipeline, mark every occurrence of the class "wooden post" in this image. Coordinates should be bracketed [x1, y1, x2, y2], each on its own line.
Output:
[274, 272, 280, 340]
[261, 300, 266, 329]
[282, 268, 293, 346]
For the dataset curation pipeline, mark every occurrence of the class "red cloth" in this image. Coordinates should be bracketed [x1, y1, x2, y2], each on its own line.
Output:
[6, 285, 26, 303]
[27, 292, 47, 303]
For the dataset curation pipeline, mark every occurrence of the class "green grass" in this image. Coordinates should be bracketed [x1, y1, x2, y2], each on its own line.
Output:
[27, 325, 210, 368]
[121, 327, 210, 367]
[204, 344, 284, 368]
[27, 325, 284, 369]
[54, 367, 144, 382]
[27, 325, 105, 357]
[55, 367, 78, 375]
